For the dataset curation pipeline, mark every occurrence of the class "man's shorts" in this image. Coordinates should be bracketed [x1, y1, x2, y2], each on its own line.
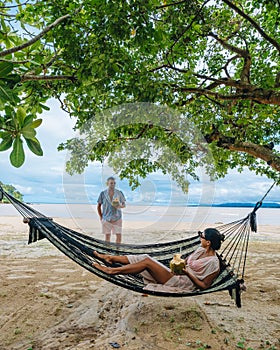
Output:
[102, 219, 122, 235]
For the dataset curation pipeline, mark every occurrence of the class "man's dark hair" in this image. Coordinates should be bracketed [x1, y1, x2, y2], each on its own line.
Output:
[107, 176, 116, 182]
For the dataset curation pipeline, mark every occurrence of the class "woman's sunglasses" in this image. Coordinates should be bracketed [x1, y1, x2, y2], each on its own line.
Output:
[198, 231, 206, 239]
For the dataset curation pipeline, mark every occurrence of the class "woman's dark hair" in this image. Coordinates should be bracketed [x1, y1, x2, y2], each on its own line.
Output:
[204, 228, 225, 250]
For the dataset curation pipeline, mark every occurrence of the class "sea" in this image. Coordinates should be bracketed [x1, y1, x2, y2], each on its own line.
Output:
[1, 202, 279, 256]
[1, 202, 280, 228]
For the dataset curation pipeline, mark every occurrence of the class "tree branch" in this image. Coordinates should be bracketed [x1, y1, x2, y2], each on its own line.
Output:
[127, 0, 191, 18]
[150, 52, 241, 85]
[193, 74, 242, 88]
[227, 142, 280, 172]
[0, 13, 70, 57]
[167, 0, 210, 53]
[240, 54, 251, 84]
[55, 94, 72, 115]
[21, 74, 76, 82]
[172, 85, 280, 106]
[155, 0, 195, 11]
[221, 0, 280, 53]
[0, 1, 30, 9]
[208, 31, 249, 57]
[0, 58, 30, 64]
[205, 130, 280, 172]
[43, 51, 62, 69]
[0, 12, 17, 17]
[208, 32, 252, 84]
[198, 55, 240, 85]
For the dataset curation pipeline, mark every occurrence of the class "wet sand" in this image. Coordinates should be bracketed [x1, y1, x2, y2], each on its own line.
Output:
[0, 216, 279, 350]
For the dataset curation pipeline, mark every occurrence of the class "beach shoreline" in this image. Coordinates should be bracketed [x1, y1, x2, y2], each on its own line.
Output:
[0, 215, 279, 350]
[1, 202, 280, 241]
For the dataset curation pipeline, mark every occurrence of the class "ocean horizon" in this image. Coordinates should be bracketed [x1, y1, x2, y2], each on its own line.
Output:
[22, 201, 280, 208]
[1, 202, 280, 227]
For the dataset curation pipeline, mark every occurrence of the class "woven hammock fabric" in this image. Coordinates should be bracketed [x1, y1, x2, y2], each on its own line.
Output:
[1, 186, 262, 307]
[28, 217, 238, 299]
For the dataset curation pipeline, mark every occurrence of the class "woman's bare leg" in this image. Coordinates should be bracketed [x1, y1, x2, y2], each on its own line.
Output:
[93, 251, 129, 265]
[93, 257, 173, 284]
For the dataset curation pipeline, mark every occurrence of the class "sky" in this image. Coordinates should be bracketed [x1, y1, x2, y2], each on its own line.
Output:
[0, 99, 279, 206]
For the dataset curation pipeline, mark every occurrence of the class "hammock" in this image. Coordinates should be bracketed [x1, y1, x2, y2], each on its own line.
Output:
[0, 183, 275, 307]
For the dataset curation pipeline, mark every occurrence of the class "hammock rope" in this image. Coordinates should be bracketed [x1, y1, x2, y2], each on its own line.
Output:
[0, 182, 276, 307]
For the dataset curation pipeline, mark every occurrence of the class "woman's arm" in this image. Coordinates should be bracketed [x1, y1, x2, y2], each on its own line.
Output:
[183, 268, 219, 290]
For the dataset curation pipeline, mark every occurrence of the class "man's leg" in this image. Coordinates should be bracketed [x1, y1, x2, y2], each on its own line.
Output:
[116, 234, 121, 244]
[112, 219, 122, 244]
[102, 221, 111, 242]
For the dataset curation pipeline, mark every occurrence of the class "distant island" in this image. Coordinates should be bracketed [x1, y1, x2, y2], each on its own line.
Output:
[192, 202, 280, 208]
[0, 182, 23, 203]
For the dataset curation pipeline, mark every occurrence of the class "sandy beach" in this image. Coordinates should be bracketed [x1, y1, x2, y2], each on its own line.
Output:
[0, 208, 279, 350]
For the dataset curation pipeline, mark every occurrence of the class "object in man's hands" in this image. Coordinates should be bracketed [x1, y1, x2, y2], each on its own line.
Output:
[112, 198, 120, 207]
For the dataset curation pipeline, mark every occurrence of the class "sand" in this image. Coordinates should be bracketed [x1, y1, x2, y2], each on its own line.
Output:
[0, 215, 279, 350]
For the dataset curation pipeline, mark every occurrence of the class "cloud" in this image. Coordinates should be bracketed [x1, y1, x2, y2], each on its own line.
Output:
[211, 169, 279, 203]
[12, 184, 33, 194]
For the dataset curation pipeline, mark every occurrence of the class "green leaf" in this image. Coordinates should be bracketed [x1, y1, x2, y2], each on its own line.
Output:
[22, 115, 34, 127]
[39, 103, 50, 111]
[25, 137, 43, 156]
[21, 127, 36, 139]
[29, 118, 42, 129]
[0, 62, 13, 77]
[10, 136, 25, 167]
[0, 131, 11, 138]
[0, 18, 8, 33]
[4, 73, 21, 88]
[16, 107, 26, 127]
[0, 134, 13, 151]
[0, 82, 14, 102]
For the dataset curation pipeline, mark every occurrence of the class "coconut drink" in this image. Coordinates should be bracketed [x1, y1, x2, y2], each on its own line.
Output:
[170, 253, 186, 274]
[112, 198, 120, 208]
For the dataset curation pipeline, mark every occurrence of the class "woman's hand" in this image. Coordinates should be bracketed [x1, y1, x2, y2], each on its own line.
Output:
[173, 267, 188, 276]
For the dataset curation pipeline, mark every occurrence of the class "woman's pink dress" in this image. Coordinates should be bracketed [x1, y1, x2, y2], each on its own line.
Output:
[127, 247, 220, 293]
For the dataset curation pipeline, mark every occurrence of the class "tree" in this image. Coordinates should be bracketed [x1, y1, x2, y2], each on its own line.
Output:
[0, 181, 23, 202]
[0, 0, 279, 187]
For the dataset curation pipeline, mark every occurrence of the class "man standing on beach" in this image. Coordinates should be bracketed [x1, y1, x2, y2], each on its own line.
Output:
[97, 176, 126, 244]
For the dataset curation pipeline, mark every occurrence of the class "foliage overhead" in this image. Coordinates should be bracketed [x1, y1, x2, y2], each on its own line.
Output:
[0, 0, 279, 186]
[63, 103, 214, 191]
[0, 181, 23, 202]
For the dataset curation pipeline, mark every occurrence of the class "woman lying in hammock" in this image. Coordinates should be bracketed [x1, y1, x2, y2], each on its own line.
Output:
[93, 228, 225, 293]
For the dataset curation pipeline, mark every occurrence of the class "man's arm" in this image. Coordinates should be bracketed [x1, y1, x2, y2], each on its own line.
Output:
[119, 201, 126, 209]
[97, 203, 102, 220]
[119, 191, 126, 208]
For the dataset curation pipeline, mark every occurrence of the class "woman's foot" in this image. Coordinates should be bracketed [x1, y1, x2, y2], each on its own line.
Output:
[93, 250, 113, 264]
[93, 263, 113, 274]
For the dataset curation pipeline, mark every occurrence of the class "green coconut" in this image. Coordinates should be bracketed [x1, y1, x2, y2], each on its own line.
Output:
[170, 253, 186, 274]
[112, 198, 120, 207]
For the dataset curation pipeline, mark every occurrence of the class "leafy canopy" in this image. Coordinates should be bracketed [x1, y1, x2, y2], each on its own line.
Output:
[0, 0, 279, 186]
